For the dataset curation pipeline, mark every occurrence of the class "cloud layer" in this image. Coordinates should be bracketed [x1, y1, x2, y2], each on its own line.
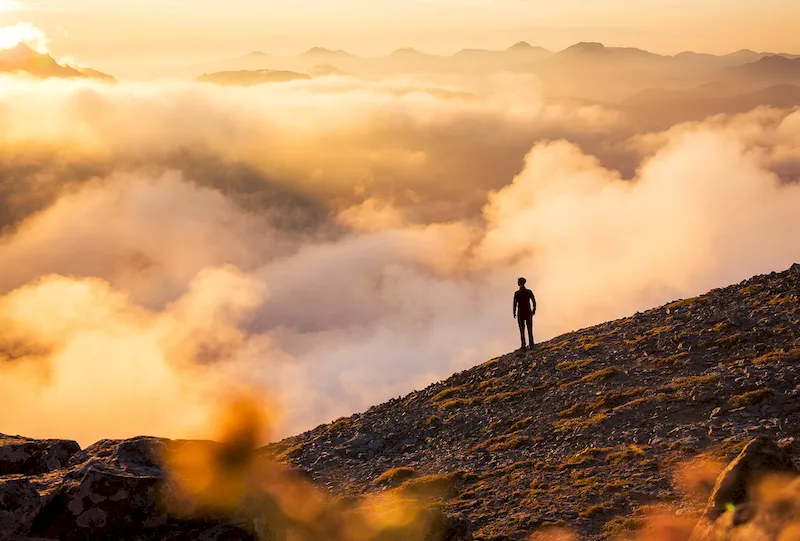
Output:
[0, 74, 798, 445]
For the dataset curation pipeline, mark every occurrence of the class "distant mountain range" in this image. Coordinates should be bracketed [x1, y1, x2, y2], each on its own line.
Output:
[163, 42, 800, 102]
[0, 43, 115, 81]
[725, 55, 800, 82]
[153, 42, 549, 79]
[620, 83, 800, 128]
[165, 42, 799, 80]
[555, 41, 662, 63]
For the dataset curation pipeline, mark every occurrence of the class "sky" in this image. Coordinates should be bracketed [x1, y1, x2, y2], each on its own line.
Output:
[0, 0, 799, 76]
[0, 0, 799, 446]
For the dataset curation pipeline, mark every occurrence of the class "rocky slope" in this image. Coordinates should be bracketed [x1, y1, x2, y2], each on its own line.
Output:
[2, 264, 798, 540]
[265, 263, 800, 540]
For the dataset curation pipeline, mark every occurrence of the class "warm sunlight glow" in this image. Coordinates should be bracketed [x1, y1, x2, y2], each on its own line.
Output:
[0, 22, 48, 52]
[0, 0, 798, 538]
[0, 0, 18, 13]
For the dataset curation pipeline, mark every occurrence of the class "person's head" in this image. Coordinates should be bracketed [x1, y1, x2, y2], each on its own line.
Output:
[518, 277, 527, 288]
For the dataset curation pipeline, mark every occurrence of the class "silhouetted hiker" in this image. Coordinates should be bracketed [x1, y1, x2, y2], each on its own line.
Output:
[513, 277, 536, 350]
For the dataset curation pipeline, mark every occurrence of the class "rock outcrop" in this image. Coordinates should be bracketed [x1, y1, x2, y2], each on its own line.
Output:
[0, 436, 255, 541]
[0, 435, 80, 476]
[692, 437, 800, 541]
[0, 434, 473, 541]
[704, 437, 799, 520]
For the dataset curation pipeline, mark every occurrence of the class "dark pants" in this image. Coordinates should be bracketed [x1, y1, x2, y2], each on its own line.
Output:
[518, 313, 534, 348]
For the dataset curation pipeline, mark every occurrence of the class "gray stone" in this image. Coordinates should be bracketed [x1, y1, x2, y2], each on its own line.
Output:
[347, 433, 372, 448]
[366, 439, 385, 452]
[0, 479, 40, 540]
[0, 435, 80, 476]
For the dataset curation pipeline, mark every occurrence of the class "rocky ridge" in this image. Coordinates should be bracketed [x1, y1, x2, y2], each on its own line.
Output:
[265, 264, 800, 540]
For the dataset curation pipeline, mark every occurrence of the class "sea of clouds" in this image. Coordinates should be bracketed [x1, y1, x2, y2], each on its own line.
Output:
[0, 72, 798, 445]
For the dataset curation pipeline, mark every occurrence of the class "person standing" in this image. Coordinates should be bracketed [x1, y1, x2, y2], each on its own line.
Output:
[513, 277, 536, 350]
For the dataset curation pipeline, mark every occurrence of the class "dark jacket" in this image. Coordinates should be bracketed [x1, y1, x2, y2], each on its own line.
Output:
[514, 288, 536, 317]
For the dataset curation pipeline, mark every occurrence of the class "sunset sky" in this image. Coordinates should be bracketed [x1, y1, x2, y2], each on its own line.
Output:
[1, 0, 798, 76]
[2, 0, 800, 448]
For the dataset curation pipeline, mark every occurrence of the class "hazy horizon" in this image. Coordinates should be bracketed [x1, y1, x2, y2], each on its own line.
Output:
[1, 0, 799, 77]
[4, 31, 800, 81]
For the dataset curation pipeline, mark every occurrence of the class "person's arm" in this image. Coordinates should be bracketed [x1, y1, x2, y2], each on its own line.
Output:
[530, 290, 537, 314]
[513, 293, 518, 318]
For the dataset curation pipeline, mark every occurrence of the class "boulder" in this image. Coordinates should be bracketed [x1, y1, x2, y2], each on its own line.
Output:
[704, 437, 798, 520]
[27, 466, 167, 540]
[0, 479, 41, 540]
[0, 436, 254, 541]
[347, 433, 373, 448]
[692, 437, 800, 541]
[366, 439, 385, 452]
[0, 435, 80, 476]
[702, 476, 800, 541]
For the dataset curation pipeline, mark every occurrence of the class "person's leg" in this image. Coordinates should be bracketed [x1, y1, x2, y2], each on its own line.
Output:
[518, 316, 526, 349]
[526, 314, 534, 348]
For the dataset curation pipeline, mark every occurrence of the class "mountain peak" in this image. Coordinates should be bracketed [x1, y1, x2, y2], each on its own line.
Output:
[0, 42, 41, 61]
[391, 47, 421, 55]
[301, 47, 350, 57]
[559, 41, 661, 61]
[564, 41, 606, 53]
[756, 54, 794, 64]
[4, 42, 34, 52]
[0, 42, 114, 80]
[507, 41, 534, 52]
[729, 54, 800, 78]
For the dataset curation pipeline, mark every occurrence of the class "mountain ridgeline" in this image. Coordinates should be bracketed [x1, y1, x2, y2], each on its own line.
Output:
[1, 264, 798, 540]
[176, 42, 800, 121]
[0, 43, 115, 81]
[266, 263, 800, 539]
[181, 42, 800, 81]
